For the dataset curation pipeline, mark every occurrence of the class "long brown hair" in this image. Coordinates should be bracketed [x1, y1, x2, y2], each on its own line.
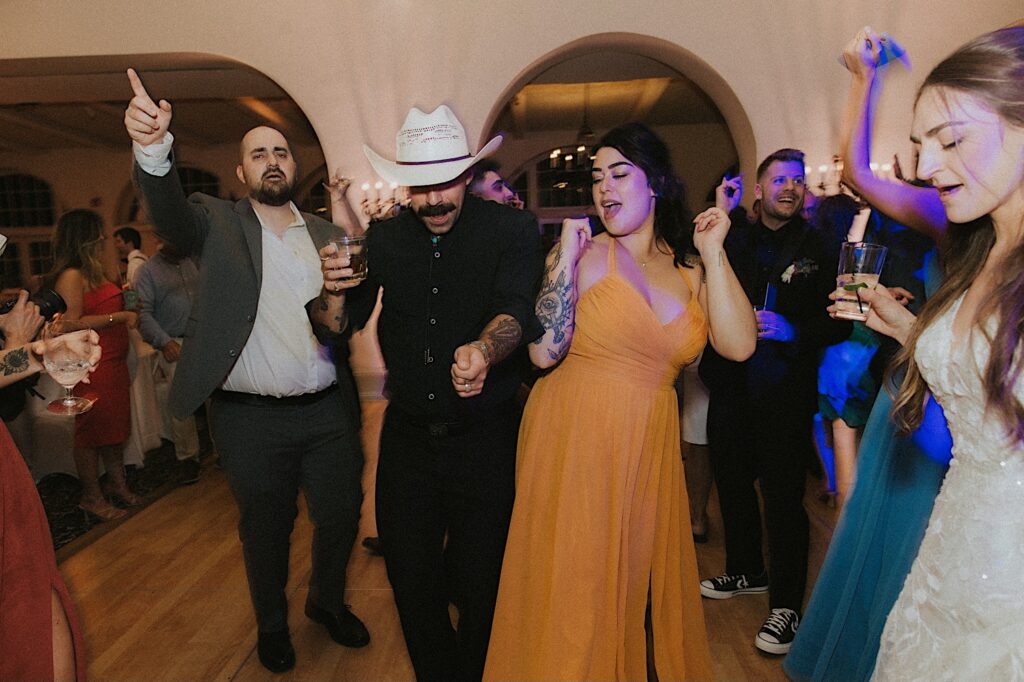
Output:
[890, 27, 1024, 444]
[44, 209, 108, 290]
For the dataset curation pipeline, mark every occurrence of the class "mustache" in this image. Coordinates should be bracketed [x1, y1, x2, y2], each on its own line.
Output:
[416, 203, 456, 217]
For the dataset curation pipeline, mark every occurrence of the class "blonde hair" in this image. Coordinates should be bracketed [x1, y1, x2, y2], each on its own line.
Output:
[45, 209, 108, 290]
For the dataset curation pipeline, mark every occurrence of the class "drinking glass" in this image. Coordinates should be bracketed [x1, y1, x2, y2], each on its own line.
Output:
[331, 235, 368, 284]
[834, 242, 887, 321]
[42, 319, 97, 415]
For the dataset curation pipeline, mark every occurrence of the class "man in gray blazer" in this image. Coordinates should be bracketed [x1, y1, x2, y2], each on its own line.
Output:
[125, 69, 366, 674]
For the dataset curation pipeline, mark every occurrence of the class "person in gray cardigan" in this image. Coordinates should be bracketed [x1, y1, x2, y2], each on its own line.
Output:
[134, 239, 203, 482]
[124, 68, 366, 675]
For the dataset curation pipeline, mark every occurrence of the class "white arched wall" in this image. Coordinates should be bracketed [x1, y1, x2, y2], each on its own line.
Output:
[3, 0, 1020, 190]
[479, 32, 755, 189]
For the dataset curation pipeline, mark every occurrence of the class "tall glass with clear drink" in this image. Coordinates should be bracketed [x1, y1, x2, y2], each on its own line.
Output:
[834, 242, 887, 321]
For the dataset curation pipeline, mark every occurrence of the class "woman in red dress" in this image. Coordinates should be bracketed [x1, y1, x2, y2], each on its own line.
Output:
[46, 209, 140, 520]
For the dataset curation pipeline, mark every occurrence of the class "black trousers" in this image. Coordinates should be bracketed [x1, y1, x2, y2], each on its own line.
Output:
[376, 406, 519, 682]
[209, 390, 363, 634]
[707, 388, 811, 613]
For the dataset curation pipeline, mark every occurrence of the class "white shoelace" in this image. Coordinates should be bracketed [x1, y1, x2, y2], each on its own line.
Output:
[762, 609, 795, 636]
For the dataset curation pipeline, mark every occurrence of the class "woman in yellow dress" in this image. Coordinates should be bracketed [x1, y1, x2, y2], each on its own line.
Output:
[485, 123, 755, 681]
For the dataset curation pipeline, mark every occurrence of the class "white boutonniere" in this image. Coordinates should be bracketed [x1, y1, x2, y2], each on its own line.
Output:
[780, 258, 818, 284]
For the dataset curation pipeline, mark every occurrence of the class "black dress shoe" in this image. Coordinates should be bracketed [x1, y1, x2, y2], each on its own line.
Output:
[305, 602, 370, 648]
[257, 630, 295, 674]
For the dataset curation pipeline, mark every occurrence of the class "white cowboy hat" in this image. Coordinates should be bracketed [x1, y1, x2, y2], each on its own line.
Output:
[363, 105, 502, 187]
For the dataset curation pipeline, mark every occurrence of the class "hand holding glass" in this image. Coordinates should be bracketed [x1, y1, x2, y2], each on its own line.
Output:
[834, 242, 887, 321]
[42, 319, 99, 415]
[330, 235, 367, 284]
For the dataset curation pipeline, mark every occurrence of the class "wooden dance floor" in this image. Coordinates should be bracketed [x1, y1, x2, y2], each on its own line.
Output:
[59, 400, 835, 681]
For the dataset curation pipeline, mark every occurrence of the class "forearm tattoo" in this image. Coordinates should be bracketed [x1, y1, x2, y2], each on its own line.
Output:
[533, 266, 575, 360]
[481, 317, 522, 365]
[0, 347, 30, 376]
[312, 291, 348, 339]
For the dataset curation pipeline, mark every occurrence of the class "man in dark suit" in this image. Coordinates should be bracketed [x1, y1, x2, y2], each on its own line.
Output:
[312, 105, 542, 681]
[124, 69, 366, 674]
[698, 149, 850, 655]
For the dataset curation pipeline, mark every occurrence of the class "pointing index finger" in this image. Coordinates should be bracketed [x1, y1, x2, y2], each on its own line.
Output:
[126, 68, 150, 98]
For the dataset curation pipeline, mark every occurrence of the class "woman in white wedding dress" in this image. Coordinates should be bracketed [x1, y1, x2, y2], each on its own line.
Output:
[832, 26, 1024, 681]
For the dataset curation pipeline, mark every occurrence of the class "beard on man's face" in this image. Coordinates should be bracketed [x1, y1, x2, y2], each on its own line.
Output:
[250, 168, 294, 206]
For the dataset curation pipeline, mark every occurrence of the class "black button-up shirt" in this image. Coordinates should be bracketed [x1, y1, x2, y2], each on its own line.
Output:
[347, 195, 543, 421]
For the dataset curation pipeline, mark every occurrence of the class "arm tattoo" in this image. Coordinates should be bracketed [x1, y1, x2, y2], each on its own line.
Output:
[0, 347, 30, 376]
[530, 241, 577, 360]
[481, 317, 522, 364]
[532, 267, 576, 360]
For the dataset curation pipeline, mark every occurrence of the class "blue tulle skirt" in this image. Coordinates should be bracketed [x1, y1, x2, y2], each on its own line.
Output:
[784, 388, 951, 681]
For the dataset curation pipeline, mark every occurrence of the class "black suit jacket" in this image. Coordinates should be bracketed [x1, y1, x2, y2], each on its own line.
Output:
[133, 161, 360, 425]
[700, 214, 850, 412]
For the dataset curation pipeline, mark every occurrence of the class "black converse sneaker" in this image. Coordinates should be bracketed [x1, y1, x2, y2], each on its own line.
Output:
[699, 571, 769, 599]
[755, 608, 799, 654]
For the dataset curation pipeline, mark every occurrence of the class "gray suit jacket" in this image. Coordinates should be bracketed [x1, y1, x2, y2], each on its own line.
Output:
[133, 161, 359, 423]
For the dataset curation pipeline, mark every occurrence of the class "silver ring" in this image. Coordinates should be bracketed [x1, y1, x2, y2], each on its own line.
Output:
[334, 280, 341, 292]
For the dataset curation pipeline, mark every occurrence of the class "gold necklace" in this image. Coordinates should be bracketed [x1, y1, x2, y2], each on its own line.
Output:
[637, 250, 658, 269]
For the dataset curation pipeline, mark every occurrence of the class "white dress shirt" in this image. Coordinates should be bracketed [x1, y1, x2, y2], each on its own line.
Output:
[134, 134, 336, 397]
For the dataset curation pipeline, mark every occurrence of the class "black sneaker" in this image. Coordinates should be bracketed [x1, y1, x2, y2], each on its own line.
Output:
[699, 571, 769, 599]
[755, 608, 799, 654]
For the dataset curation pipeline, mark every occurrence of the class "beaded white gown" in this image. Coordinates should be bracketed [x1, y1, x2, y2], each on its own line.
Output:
[873, 294, 1024, 681]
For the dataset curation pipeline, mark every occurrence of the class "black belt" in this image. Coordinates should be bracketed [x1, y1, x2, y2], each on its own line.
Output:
[213, 384, 338, 407]
[387, 401, 519, 438]
[387, 404, 470, 438]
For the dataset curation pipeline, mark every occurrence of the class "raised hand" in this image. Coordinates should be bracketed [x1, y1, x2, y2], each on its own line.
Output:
[323, 171, 352, 199]
[559, 217, 592, 264]
[842, 26, 883, 79]
[692, 207, 731, 255]
[124, 68, 173, 146]
[715, 174, 743, 213]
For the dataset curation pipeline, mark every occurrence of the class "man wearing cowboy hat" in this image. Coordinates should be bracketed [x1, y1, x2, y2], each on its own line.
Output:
[312, 104, 542, 681]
